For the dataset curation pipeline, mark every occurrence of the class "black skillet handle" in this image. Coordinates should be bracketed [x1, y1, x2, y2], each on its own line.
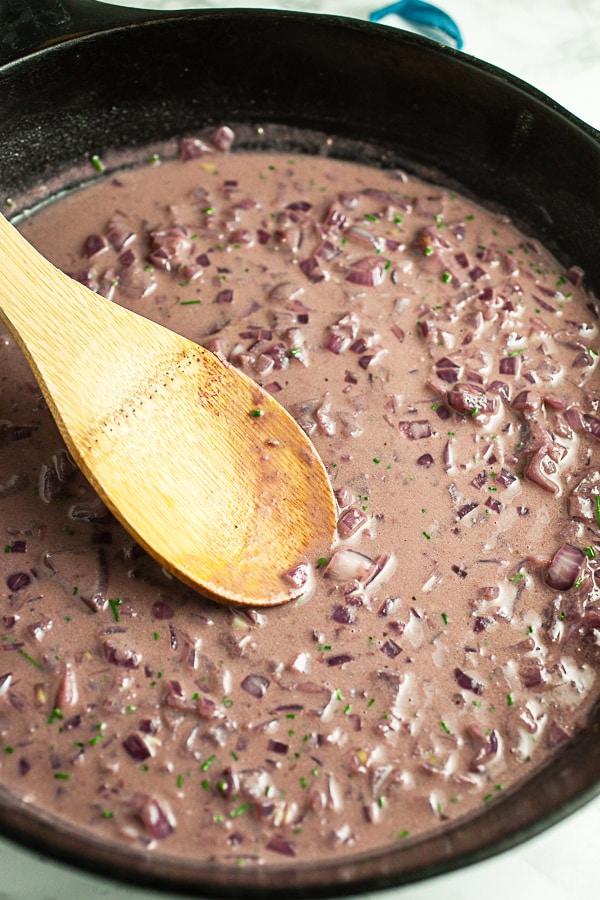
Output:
[0, 0, 171, 66]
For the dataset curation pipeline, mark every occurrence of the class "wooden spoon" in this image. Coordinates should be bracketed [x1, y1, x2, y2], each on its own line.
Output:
[0, 213, 336, 607]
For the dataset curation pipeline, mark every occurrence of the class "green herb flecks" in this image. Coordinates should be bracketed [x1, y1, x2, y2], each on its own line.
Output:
[19, 649, 43, 670]
[108, 598, 122, 623]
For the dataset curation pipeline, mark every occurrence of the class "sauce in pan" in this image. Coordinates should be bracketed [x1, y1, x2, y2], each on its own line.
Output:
[1, 127, 599, 863]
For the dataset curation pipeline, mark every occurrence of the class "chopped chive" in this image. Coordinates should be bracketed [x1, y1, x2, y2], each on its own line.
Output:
[108, 597, 121, 622]
[201, 754, 216, 772]
[19, 650, 43, 670]
[230, 802, 250, 818]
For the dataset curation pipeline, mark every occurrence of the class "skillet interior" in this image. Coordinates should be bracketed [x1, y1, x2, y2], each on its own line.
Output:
[1, 8, 600, 896]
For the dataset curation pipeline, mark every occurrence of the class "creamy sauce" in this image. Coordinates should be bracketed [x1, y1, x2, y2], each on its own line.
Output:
[1, 130, 599, 864]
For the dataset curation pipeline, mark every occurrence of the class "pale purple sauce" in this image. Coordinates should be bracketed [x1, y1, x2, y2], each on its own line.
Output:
[1, 127, 599, 864]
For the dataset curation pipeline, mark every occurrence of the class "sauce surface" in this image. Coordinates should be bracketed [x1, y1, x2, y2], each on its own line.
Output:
[1, 131, 600, 864]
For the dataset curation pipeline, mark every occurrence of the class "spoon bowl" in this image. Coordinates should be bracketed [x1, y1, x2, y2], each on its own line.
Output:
[0, 213, 336, 606]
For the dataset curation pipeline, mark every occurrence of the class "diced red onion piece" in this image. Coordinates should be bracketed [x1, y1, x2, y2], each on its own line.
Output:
[327, 653, 354, 667]
[565, 406, 585, 434]
[83, 233, 107, 258]
[399, 420, 432, 440]
[337, 507, 367, 538]
[123, 733, 152, 761]
[380, 639, 402, 658]
[497, 468, 516, 487]
[282, 563, 309, 589]
[584, 415, 600, 440]
[134, 794, 175, 840]
[151, 601, 174, 620]
[103, 639, 141, 668]
[485, 496, 502, 513]
[212, 125, 235, 151]
[332, 604, 357, 625]
[454, 667, 484, 695]
[266, 836, 296, 857]
[323, 549, 377, 583]
[525, 444, 559, 494]
[299, 257, 326, 283]
[456, 502, 478, 519]
[512, 390, 541, 412]
[436, 366, 460, 384]
[180, 136, 211, 160]
[545, 543, 585, 590]
[346, 257, 386, 287]
[499, 357, 518, 375]
[416, 453, 434, 467]
[6, 571, 31, 592]
[54, 662, 78, 709]
[519, 662, 544, 688]
[545, 720, 571, 748]
[241, 673, 270, 698]
[0, 673, 12, 698]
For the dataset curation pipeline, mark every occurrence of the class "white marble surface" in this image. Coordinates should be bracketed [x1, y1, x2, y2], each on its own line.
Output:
[2, 1, 600, 897]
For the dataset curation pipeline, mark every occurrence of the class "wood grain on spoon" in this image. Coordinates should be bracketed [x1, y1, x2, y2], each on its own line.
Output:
[0, 213, 336, 606]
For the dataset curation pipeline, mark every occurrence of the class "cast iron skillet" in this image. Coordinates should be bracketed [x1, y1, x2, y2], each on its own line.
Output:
[1, 1, 600, 896]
